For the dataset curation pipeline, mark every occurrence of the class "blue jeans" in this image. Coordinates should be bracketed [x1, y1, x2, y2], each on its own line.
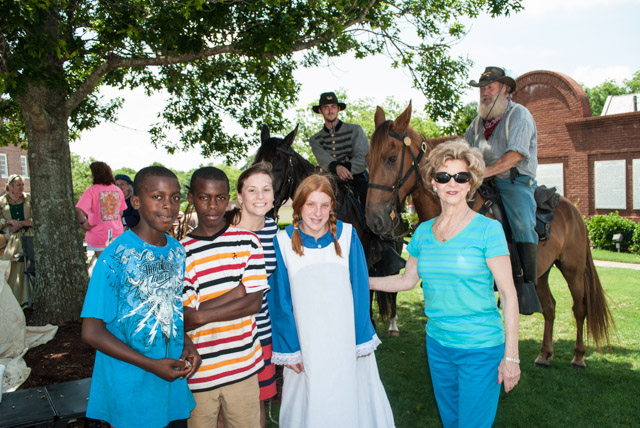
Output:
[494, 175, 538, 244]
[427, 335, 504, 428]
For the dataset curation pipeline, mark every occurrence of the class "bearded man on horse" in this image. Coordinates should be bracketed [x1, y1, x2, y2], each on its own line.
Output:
[464, 66, 541, 315]
[309, 91, 370, 207]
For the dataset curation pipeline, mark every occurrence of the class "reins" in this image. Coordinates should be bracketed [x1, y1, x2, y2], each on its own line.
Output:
[368, 129, 429, 222]
[271, 146, 316, 221]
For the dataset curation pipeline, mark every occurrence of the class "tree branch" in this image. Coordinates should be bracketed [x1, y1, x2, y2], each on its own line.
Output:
[0, 34, 10, 75]
[66, 44, 236, 115]
[66, 0, 378, 115]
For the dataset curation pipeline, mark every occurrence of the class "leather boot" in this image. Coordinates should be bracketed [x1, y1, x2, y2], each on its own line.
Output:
[514, 242, 542, 315]
[369, 237, 406, 276]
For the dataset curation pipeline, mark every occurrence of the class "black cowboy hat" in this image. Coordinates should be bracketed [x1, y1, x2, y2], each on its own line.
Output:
[312, 92, 347, 113]
[468, 66, 516, 94]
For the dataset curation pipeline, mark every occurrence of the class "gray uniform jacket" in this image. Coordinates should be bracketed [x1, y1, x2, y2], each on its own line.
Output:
[464, 101, 538, 179]
[309, 120, 369, 175]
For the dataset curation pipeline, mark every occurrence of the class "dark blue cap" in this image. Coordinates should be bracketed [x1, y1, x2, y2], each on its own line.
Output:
[115, 174, 134, 186]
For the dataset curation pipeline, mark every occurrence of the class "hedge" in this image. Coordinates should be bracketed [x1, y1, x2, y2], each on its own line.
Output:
[585, 212, 640, 254]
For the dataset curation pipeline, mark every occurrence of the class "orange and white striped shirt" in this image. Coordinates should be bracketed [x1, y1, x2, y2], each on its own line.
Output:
[182, 224, 268, 392]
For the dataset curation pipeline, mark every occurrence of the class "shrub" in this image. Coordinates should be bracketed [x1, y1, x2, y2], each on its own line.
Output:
[630, 224, 640, 254]
[586, 212, 638, 252]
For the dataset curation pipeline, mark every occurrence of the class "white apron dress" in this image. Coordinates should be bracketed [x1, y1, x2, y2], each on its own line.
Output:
[271, 222, 394, 428]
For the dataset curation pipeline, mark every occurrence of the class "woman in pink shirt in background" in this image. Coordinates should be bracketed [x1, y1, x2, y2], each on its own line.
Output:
[75, 161, 126, 275]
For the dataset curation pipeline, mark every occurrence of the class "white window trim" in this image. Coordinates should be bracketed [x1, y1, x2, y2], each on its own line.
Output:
[0, 154, 7, 179]
[20, 155, 29, 178]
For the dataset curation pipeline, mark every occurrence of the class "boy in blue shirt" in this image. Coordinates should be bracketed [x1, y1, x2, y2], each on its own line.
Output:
[81, 166, 200, 428]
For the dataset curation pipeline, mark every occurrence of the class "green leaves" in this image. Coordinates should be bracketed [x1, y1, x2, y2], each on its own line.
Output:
[2, 0, 523, 158]
[583, 71, 640, 116]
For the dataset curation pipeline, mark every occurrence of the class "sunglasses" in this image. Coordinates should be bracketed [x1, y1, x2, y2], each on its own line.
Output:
[434, 171, 471, 184]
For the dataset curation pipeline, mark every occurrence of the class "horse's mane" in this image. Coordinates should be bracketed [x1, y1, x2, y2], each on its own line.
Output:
[369, 119, 423, 167]
[369, 120, 394, 168]
[254, 137, 279, 163]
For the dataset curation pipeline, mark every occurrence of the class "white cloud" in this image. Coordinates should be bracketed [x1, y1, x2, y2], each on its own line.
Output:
[523, 0, 634, 15]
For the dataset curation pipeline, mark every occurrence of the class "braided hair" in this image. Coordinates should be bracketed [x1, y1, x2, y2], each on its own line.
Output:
[290, 174, 342, 257]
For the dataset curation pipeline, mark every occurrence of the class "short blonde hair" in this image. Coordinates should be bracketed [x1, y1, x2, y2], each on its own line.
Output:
[422, 139, 485, 199]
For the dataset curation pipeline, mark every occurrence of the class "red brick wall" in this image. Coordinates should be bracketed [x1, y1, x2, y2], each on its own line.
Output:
[513, 70, 640, 221]
[0, 144, 31, 194]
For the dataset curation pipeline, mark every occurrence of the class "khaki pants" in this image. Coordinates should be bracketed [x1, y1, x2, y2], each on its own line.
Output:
[188, 374, 260, 428]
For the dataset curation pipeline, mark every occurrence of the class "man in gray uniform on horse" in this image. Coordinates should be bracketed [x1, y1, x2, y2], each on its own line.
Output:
[309, 91, 370, 207]
[464, 66, 542, 315]
[309, 91, 405, 279]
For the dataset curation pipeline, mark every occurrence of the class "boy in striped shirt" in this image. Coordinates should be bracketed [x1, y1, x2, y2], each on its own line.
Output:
[181, 167, 268, 428]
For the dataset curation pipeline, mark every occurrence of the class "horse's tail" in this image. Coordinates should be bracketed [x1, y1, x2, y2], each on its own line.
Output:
[374, 291, 397, 322]
[583, 238, 614, 351]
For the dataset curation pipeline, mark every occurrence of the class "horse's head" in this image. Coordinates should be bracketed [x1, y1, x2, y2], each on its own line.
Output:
[254, 124, 313, 215]
[366, 102, 428, 238]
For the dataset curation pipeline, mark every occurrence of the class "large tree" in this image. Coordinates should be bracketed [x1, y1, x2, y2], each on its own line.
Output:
[1, 0, 522, 324]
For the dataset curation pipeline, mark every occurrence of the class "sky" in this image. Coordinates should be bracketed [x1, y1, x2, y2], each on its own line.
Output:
[70, 0, 640, 172]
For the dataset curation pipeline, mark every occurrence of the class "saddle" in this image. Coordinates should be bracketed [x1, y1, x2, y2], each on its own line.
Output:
[475, 181, 559, 242]
[534, 185, 559, 241]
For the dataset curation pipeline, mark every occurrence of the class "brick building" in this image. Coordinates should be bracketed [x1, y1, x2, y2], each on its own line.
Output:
[510, 70, 640, 221]
[0, 144, 31, 194]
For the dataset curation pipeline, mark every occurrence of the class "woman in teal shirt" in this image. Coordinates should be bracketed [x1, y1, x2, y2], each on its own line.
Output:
[370, 139, 520, 428]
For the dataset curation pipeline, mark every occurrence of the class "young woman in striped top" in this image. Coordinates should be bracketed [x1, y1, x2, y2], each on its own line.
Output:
[226, 162, 278, 428]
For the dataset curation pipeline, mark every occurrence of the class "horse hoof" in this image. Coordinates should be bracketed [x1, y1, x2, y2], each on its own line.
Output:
[534, 356, 551, 368]
[571, 363, 586, 370]
[387, 330, 400, 337]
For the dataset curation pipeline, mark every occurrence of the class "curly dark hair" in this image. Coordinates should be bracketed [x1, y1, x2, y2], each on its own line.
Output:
[90, 161, 115, 185]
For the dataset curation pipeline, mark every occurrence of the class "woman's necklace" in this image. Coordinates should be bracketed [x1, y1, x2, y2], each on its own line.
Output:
[7, 193, 23, 205]
[435, 210, 472, 242]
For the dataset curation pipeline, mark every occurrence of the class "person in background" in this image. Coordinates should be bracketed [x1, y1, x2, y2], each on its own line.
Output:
[370, 140, 520, 428]
[225, 162, 278, 428]
[309, 91, 369, 206]
[115, 173, 139, 230]
[269, 174, 394, 428]
[0, 174, 33, 306]
[76, 162, 126, 275]
[81, 165, 199, 428]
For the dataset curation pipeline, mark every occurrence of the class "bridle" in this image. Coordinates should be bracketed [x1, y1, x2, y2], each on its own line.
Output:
[270, 146, 315, 220]
[368, 129, 429, 221]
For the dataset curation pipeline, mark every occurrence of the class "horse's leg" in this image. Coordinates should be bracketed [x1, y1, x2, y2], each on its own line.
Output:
[567, 275, 587, 369]
[369, 290, 377, 330]
[570, 301, 587, 369]
[387, 292, 399, 337]
[534, 268, 556, 368]
[558, 263, 588, 368]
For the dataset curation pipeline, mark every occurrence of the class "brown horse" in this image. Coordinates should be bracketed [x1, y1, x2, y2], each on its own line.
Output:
[365, 102, 613, 368]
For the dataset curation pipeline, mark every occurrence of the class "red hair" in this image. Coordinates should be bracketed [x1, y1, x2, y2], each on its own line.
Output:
[290, 174, 342, 257]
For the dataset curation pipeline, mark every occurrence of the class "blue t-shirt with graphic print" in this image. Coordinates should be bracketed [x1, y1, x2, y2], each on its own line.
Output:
[81, 230, 195, 428]
[407, 214, 509, 349]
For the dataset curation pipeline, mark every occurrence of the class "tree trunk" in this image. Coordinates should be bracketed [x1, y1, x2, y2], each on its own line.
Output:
[21, 84, 89, 325]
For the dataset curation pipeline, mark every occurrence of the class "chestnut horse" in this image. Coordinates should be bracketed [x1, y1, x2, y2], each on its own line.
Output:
[254, 125, 402, 334]
[365, 103, 613, 368]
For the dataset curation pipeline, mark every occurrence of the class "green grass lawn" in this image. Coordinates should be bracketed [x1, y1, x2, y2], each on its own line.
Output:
[266, 265, 640, 427]
[591, 248, 640, 264]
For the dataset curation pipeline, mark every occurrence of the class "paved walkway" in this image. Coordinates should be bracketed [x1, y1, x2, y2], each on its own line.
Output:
[593, 260, 640, 270]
